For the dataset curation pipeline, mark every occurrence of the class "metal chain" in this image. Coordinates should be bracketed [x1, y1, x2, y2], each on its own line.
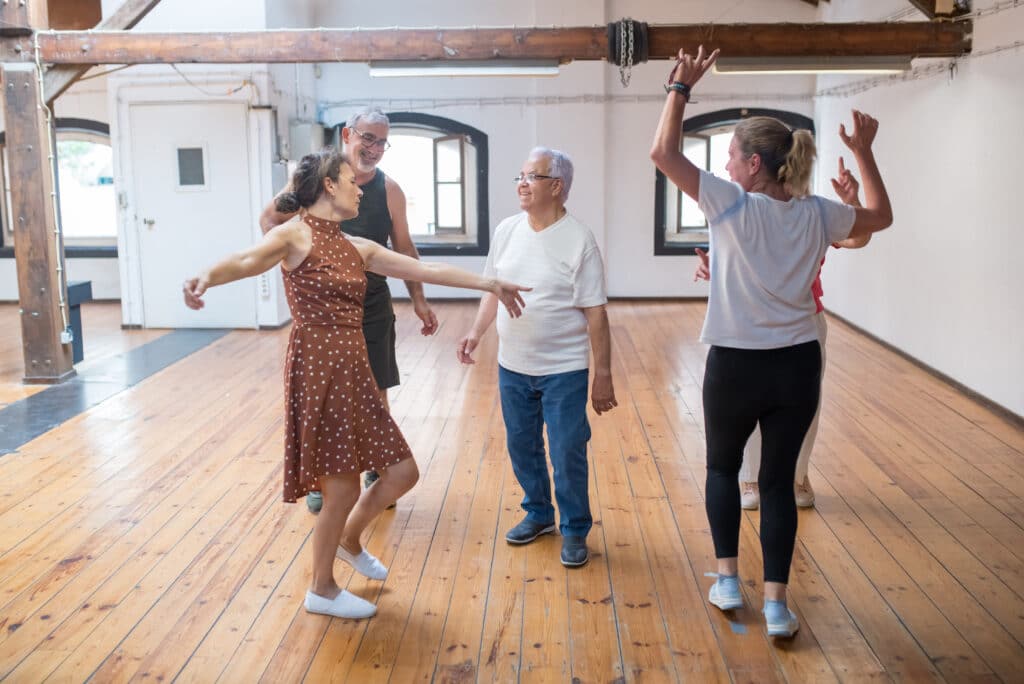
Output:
[33, 33, 72, 337]
[619, 18, 634, 87]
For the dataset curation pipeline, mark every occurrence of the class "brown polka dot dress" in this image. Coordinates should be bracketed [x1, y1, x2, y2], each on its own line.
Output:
[280, 214, 413, 503]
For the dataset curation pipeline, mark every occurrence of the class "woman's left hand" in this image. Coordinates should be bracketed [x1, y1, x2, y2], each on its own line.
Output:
[492, 280, 531, 318]
[669, 45, 721, 87]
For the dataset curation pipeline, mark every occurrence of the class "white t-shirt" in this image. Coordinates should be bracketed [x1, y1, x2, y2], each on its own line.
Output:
[698, 170, 856, 349]
[483, 212, 608, 376]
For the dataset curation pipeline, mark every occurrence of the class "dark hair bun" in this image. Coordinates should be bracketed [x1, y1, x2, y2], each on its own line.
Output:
[275, 191, 301, 214]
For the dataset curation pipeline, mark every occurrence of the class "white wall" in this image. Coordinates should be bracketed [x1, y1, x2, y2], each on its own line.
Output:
[315, 0, 819, 300]
[815, 0, 1024, 416]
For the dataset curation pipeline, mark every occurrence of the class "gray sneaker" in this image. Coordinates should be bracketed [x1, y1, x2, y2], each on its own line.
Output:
[306, 491, 322, 514]
[505, 518, 557, 545]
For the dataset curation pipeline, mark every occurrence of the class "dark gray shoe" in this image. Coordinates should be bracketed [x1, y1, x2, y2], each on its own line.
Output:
[560, 536, 589, 567]
[505, 519, 557, 545]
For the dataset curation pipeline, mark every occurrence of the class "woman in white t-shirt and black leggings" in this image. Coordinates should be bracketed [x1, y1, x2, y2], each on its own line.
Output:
[650, 46, 894, 639]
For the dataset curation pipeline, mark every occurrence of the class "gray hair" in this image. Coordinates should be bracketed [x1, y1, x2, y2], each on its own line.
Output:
[346, 107, 390, 130]
[529, 146, 573, 203]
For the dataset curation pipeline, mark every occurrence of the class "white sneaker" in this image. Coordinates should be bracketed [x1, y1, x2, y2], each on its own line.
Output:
[304, 590, 376, 619]
[765, 606, 800, 638]
[794, 478, 815, 508]
[740, 482, 760, 510]
[336, 545, 389, 580]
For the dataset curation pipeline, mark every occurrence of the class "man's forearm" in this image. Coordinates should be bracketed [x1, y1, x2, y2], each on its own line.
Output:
[394, 242, 427, 303]
[471, 292, 500, 337]
[588, 309, 613, 377]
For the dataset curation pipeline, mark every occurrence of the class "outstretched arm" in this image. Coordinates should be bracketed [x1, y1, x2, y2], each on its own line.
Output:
[352, 238, 530, 318]
[649, 46, 720, 202]
[183, 224, 299, 310]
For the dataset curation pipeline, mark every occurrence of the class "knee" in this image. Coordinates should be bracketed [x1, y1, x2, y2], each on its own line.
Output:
[390, 459, 419, 492]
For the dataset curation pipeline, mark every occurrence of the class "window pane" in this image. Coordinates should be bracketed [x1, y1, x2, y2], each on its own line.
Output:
[379, 134, 435, 236]
[436, 184, 462, 229]
[679, 136, 709, 229]
[57, 139, 117, 239]
[710, 132, 731, 178]
[435, 137, 462, 183]
[177, 147, 205, 186]
[682, 137, 707, 168]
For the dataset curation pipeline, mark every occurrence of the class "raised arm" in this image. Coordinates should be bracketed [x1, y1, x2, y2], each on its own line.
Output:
[830, 157, 872, 249]
[352, 237, 529, 318]
[260, 179, 299, 234]
[183, 223, 303, 310]
[386, 178, 438, 335]
[841, 111, 894, 240]
[649, 46, 720, 202]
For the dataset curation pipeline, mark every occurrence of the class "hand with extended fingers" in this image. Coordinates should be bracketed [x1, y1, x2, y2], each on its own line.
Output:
[830, 157, 861, 206]
[668, 45, 721, 88]
[839, 110, 879, 155]
[491, 279, 531, 319]
[693, 247, 710, 282]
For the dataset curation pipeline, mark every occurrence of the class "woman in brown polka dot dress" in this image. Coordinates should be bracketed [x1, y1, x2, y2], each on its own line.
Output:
[183, 149, 529, 619]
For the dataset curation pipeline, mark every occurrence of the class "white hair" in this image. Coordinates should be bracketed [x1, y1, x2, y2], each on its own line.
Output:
[529, 146, 573, 203]
[346, 107, 390, 130]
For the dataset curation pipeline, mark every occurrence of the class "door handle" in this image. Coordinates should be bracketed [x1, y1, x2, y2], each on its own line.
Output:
[143, 218, 155, 228]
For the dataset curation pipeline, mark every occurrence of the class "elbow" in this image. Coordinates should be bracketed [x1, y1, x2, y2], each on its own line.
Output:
[649, 146, 668, 168]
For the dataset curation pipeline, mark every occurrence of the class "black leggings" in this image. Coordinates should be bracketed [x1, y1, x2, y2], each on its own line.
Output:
[703, 341, 821, 584]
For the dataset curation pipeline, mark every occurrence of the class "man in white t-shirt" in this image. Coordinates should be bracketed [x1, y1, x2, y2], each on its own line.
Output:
[457, 147, 617, 568]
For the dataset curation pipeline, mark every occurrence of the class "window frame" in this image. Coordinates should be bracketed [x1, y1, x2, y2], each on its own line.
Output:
[385, 112, 490, 257]
[654, 108, 815, 256]
[0, 117, 118, 259]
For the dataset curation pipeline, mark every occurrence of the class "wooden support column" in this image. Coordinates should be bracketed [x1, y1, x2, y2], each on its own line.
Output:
[2, 63, 75, 383]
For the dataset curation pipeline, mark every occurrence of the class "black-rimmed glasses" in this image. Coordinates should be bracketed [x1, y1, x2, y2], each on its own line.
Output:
[352, 128, 391, 151]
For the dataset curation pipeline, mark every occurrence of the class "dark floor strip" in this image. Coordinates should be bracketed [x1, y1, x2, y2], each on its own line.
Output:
[0, 329, 231, 455]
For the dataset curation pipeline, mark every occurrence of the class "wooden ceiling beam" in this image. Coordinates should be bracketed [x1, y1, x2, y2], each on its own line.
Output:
[44, 0, 163, 102]
[1, 21, 971, 66]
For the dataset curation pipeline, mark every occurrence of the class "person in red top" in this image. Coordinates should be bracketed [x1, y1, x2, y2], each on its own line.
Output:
[694, 157, 872, 509]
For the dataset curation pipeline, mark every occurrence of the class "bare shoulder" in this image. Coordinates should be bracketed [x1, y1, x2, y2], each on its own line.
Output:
[345, 234, 378, 260]
[269, 214, 307, 242]
[384, 174, 406, 199]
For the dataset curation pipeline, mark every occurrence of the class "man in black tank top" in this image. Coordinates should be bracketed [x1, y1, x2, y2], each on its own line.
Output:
[260, 107, 438, 510]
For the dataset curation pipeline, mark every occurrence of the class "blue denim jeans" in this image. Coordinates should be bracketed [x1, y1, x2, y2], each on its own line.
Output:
[498, 365, 592, 537]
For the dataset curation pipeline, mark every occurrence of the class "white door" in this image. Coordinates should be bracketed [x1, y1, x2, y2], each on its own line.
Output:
[130, 102, 257, 328]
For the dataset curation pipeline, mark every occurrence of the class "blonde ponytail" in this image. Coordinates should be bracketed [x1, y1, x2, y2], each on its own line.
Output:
[779, 129, 816, 198]
[734, 117, 816, 197]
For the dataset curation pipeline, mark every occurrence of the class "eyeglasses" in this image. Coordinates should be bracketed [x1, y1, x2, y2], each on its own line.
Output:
[351, 129, 391, 151]
[513, 173, 559, 184]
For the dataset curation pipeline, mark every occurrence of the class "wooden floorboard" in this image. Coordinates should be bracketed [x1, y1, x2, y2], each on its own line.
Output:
[0, 300, 1021, 682]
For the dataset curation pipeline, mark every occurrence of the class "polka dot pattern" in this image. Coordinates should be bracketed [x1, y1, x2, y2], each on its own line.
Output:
[279, 214, 414, 503]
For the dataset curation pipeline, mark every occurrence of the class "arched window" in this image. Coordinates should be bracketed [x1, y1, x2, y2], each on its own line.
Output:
[654, 108, 815, 255]
[1, 118, 117, 256]
[375, 113, 489, 256]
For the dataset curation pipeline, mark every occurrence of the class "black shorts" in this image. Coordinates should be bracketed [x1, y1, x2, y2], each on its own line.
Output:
[362, 285, 399, 390]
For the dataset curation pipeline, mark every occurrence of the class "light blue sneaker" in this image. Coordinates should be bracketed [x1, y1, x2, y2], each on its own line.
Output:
[306, 491, 322, 514]
[708, 575, 743, 610]
[764, 600, 800, 638]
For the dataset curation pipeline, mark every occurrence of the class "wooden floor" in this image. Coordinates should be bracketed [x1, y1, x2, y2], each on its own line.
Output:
[1, 300, 1022, 683]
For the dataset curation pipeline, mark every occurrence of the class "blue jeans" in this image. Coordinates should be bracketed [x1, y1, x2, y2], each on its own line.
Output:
[498, 366, 592, 537]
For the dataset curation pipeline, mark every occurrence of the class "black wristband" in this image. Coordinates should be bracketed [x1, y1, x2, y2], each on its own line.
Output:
[664, 81, 692, 101]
